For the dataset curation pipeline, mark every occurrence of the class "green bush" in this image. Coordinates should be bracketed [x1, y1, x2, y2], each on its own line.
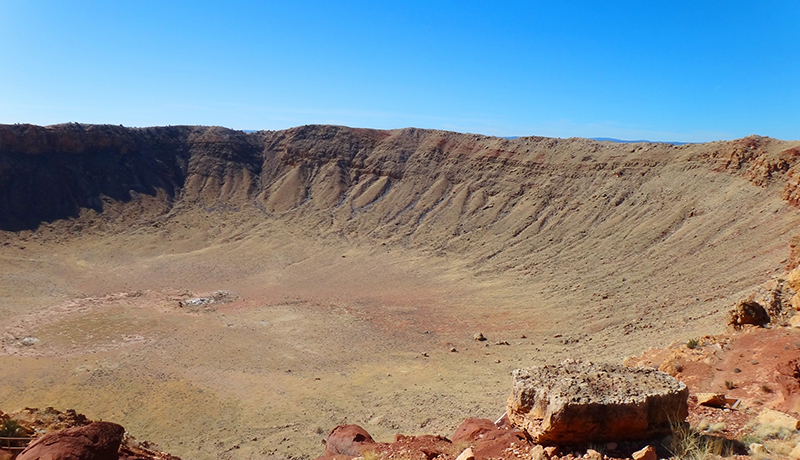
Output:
[0, 419, 25, 438]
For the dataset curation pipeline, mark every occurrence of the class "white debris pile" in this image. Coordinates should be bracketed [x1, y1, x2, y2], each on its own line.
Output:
[179, 290, 236, 310]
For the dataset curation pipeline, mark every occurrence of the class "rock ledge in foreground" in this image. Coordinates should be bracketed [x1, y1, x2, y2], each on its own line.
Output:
[17, 421, 125, 460]
[506, 359, 688, 444]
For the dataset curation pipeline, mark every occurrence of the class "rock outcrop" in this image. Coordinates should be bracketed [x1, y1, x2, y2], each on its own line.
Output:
[16, 421, 125, 460]
[316, 421, 527, 460]
[451, 418, 527, 460]
[9, 407, 89, 433]
[506, 360, 688, 444]
[321, 424, 376, 457]
[729, 300, 770, 328]
[3, 408, 180, 460]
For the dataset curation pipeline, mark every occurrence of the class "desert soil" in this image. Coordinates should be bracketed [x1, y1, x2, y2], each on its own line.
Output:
[1, 126, 800, 459]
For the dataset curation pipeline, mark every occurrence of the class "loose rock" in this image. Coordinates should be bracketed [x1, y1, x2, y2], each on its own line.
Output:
[791, 293, 800, 311]
[786, 267, 800, 292]
[455, 447, 475, 460]
[789, 442, 800, 460]
[529, 445, 547, 460]
[451, 418, 527, 459]
[506, 360, 688, 444]
[544, 446, 559, 457]
[322, 425, 376, 457]
[585, 448, 602, 460]
[631, 445, 656, 460]
[696, 393, 727, 408]
[729, 300, 770, 328]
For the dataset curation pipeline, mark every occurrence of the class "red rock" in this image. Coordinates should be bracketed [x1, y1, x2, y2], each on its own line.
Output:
[451, 418, 527, 460]
[322, 424, 376, 457]
[118, 444, 182, 460]
[381, 434, 451, 460]
[452, 418, 498, 444]
[16, 421, 125, 460]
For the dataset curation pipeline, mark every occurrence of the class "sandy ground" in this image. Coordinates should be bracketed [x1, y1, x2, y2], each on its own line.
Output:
[1, 202, 797, 460]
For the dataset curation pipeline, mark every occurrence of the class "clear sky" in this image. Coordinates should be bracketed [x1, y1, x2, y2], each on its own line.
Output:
[1, 1, 798, 142]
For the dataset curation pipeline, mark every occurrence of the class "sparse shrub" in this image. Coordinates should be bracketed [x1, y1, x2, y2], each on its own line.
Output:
[669, 418, 739, 460]
[753, 422, 794, 441]
[0, 419, 24, 437]
[447, 440, 472, 457]
[761, 384, 773, 393]
[739, 433, 761, 445]
[0, 419, 28, 449]
[709, 422, 726, 433]
[587, 443, 607, 456]
[687, 338, 700, 349]
[361, 450, 380, 460]
[742, 417, 800, 458]
[696, 419, 710, 431]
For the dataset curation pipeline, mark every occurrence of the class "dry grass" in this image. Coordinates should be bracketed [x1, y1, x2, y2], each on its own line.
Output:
[669, 420, 738, 460]
[361, 450, 381, 460]
[741, 418, 800, 457]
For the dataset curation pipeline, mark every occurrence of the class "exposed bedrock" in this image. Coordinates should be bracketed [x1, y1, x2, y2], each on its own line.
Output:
[2, 123, 800, 235]
[3, 124, 800, 304]
[16, 422, 125, 460]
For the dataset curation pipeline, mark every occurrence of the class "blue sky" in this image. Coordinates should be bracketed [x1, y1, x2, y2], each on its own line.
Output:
[1, 1, 798, 142]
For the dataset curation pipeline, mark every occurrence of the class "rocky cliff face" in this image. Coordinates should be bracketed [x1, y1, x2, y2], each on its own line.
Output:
[0, 124, 189, 230]
[2, 123, 800, 273]
[2, 124, 799, 230]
